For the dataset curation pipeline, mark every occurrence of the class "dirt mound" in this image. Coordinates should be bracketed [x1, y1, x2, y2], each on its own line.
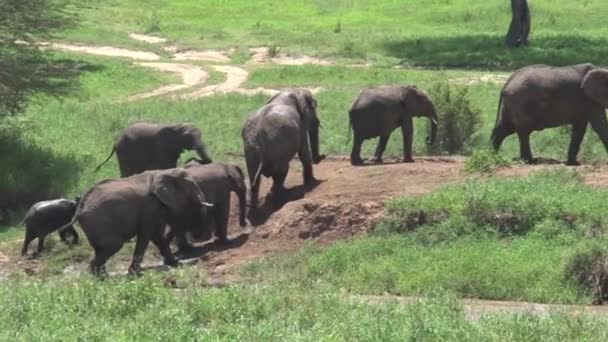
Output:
[258, 200, 383, 240]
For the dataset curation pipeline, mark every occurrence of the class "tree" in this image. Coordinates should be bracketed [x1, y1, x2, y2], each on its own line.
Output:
[505, 0, 531, 48]
[0, 0, 79, 116]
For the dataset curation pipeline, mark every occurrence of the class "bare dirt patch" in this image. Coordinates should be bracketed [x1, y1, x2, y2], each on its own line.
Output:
[248, 47, 334, 66]
[128, 63, 208, 100]
[49, 43, 161, 60]
[128, 33, 167, 44]
[450, 73, 509, 86]
[172, 50, 232, 63]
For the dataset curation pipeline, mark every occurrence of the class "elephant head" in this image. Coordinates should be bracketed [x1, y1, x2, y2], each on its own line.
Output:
[402, 86, 438, 145]
[170, 124, 213, 164]
[151, 168, 212, 217]
[582, 69, 608, 108]
[283, 89, 325, 164]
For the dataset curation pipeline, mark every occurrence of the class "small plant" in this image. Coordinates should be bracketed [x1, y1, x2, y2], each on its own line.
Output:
[334, 20, 342, 33]
[464, 149, 511, 174]
[565, 244, 608, 304]
[426, 82, 481, 155]
[144, 12, 161, 33]
[268, 44, 281, 58]
[341, 39, 365, 58]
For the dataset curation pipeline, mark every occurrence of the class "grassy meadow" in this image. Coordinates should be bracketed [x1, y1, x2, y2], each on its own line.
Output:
[2, 0, 608, 339]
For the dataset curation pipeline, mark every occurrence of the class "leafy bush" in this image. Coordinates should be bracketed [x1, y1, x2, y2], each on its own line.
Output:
[426, 82, 481, 155]
[464, 149, 512, 174]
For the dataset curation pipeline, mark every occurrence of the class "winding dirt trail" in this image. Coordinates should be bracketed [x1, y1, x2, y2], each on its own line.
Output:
[129, 63, 208, 100]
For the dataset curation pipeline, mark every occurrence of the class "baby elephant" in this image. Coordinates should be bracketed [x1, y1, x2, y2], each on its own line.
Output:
[21, 197, 80, 256]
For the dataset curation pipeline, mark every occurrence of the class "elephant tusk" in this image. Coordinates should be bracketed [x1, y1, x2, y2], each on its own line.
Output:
[432, 118, 438, 125]
[201, 201, 214, 207]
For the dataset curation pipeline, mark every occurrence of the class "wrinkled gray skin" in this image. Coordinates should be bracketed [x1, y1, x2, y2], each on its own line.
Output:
[492, 64, 608, 165]
[167, 160, 248, 257]
[242, 89, 325, 208]
[95, 122, 212, 177]
[58, 168, 212, 276]
[21, 196, 81, 256]
[349, 85, 438, 166]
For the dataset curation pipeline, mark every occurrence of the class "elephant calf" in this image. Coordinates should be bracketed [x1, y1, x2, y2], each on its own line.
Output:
[492, 63, 608, 165]
[58, 168, 212, 276]
[242, 89, 325, 208]
[168, 160, 248, 257]
[348, 85, 438, 165]
[95, 122, 212, 177]
[21, 197, 81, 256]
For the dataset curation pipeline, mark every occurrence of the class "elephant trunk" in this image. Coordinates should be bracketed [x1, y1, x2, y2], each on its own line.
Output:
[426, 107, 438, 145]
[194, 143, 213, 164]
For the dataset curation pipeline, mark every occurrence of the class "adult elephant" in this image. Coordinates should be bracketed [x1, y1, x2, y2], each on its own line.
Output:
[491, 64, 608, 165]
[58, 168, 212, 276]
[95, 122, 212, 177]
[242, 89, 325, 208]
[168, 160, 248, 257]
[348, 85, 438, 166]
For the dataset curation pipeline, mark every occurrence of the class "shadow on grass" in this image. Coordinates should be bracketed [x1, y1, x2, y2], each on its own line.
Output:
[0, 128, 84, 222]
[382, 34, 608, 70]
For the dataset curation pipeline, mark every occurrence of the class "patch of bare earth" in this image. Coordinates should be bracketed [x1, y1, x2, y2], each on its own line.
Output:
[450, 74, 509, 86]
[248, 47, 334, 66]
[48, 43, 161, 60]
[128, 33, 167, 44]
[128, 63, 208, 100]
[172, 49, 232, 63]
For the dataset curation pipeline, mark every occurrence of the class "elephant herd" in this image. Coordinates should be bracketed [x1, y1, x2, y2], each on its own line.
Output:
[21, 63, 608, 276]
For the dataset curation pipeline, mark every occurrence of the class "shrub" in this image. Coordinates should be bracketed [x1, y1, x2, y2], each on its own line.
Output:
[144, 12, 161, 33]
[464, 149, 512, 174]
[426, 82, 481, 155]
[565, 244, 608, 304]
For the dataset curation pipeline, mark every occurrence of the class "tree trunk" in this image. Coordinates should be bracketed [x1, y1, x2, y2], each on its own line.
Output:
[505, 0, 531, 48]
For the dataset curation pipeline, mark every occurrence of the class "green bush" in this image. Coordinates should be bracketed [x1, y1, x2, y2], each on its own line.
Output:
[426, 82, 481, 155]
[464, 149, 512, 174]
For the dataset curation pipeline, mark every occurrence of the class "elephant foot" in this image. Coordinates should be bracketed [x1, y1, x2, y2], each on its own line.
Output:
[565, 160, 581, 166]
[215, 236, 232, 245]
[175, 245, 194, 260]
[304, 176, 318, 186]
[128, 264, 143, 277]
[371, 157, 383, 164]
[164, 257, 180, 268]
[402, 157, 415, 163]
[350, 157, 364, 166]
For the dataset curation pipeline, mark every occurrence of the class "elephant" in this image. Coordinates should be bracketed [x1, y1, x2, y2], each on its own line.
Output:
[94, 122, 212, 177]
[58, 168, 212, 276]
[242, 89, 325, 208]
[491, 63, 608, 165]
[166, 160, 248, 257]
[21, 196, 81, 256]
[348, 85, 438, 166]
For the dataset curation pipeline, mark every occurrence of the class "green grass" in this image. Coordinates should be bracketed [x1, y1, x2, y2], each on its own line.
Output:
[60, 0, 608, 68]
[243, 171, 608, 304]
[1, 271, 608, 341]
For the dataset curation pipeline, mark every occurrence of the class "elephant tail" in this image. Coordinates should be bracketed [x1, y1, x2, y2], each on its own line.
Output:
[490, 91, 505, 144]
[346, 110, 354, 143]
[94, 146, 116, 173]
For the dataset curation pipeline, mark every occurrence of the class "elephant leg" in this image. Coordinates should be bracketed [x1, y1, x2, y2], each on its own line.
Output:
[298, 141, 315, 185]
[90, 242, 122, 276]
[588, 111, 608, 154]
[36, 234, 47, 254]
[128, 234, 151, 276]
[271, 169, 289, 199]
[372, 134, 391, 163]
[175, 230, 194, 259]
[151, 235, 179, 267]
[566, 120, 588, 166]
[401, 117, 414, 163]
[350, 133, 365, 166]
[517, 131, 534, 163]
[214, 205, 230, 244]
[245, 151, 261, 208]
[21, 230, 35, 256]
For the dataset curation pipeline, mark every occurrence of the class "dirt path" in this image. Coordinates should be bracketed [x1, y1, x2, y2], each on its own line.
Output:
[129, 63, 208, 100]
[353, 295, 608, 319]
[49, 42, 161, 60]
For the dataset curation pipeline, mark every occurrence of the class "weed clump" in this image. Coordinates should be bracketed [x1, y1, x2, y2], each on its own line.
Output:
[565, 244, 608, 304]
[427, 82, 481, 155]
[464, 149, 511, 174]
[144, 12, 161, 33]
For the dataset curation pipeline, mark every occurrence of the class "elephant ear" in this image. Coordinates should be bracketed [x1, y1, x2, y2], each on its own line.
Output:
[151, 172, 183, 213]
[582, 69, 608, 108]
